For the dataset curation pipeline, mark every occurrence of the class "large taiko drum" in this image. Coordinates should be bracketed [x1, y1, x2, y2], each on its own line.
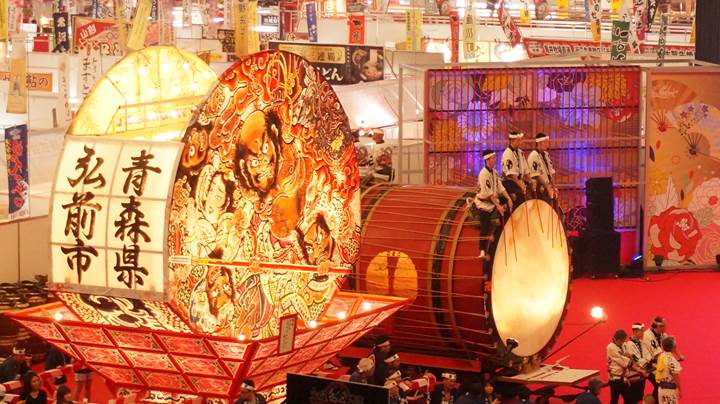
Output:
[354, 184, 571, 365]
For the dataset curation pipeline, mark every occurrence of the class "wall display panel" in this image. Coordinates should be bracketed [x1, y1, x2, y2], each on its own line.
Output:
[167, 50, 361, 339]
[424, 65, 641, 227]
[644, 70, 720, 268]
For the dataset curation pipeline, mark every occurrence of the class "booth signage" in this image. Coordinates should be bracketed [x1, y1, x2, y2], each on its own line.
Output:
[4, 124, 29, 220]
[269, 41, 384, 85]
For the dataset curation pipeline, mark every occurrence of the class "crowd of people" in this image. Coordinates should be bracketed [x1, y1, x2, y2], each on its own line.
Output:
[0, 344, 92, 404]
[467, 131, 557, 260]
[603, 317, 684, 404]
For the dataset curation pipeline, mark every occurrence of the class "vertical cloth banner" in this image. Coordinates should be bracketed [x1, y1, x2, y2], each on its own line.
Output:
[182, 0, 192, 27]
[646, 0, 657, 30]
[557, 0, 569, 19]
[127, 0, 152, 50]
[6, 36, 27, 114]
[306, 2, 317, 43]
[656, 13, 668, 65]
[4, 124, 29, 220]
[57, 53, 72, 124]
[53, 13, 70, 52]
[347, 15, 364, 45]
[405, 8, 422, 51]
[234, 0, 258, 57]
[632, 0, 646, 41]
[589, 0, 601, 42]
[449, 10, 459, 63]
[158, 0, 174, 44]
[519, 1, 531, 24]
[611, 20, 630, 60]
[498, 0, 522, 47]
[610, 0, 622, 18]
[0, 0, 7, 42]
[689, 18, 695, 44]
[462, 5, 476, 60]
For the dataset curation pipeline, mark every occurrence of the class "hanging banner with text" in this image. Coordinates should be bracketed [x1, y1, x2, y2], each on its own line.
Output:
[0, 0, 8, 42]
[269, 41, 383, 85]
[4, 124, 29, 221]
[405, 8, 422, 51]
[78, 43, 101, 100]
[657, 13, 668, 64]
[647, 0, 658, 30]
[0, 71, 53, 92]
[234, 0, 259, 57]
[50, 137, 182, 298]
[522, 37, 695, 58]
[57, 54, 72, 124]
[632, 0, 647, 41]
[127, 0, 152, 50]
[589, 0, 601, 42]
[498, 0, 522, 47]
[449, 10, 459, 63]
[306, 2, 318, 42]
[462, 6, 476, 60]
[53, 13, 71, 52]
[348, 14, 364, 45]
[6, 37, 27, 114]
[611, 20, 630, 60]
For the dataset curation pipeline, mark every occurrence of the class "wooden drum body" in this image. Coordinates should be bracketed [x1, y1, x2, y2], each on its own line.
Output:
[354, 184, 570, 366]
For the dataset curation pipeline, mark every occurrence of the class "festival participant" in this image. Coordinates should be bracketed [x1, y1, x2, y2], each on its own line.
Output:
[607, 329, 633, 404]
[574, 377, 603, 404]
[55, 386, 73, 404]
[384, 351, 402, 379]
[655, 337, 682, 404]
[479, 382, 499, 404]
[468, 150, 512, 259]
[624, 323, 652, 403]
[527, 133, 557, 204]
[234, 379, 267, 404]
[501, 131, 530, 205]
[0, 343, 30, 383]
[386, 379, 408, 404]
[350, 357, 375, 384]
[19, 372, 48, 404]
[371, 335, 392, 385]
[430, 371, 461, 404]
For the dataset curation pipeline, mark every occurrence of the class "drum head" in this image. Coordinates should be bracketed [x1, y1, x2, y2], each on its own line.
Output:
[491, 199, 570, 358]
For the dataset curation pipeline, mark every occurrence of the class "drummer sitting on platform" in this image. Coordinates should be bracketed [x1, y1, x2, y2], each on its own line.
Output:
[502, 131, 531, 205]
[528, 133, 557, 204]
[467, 150, 513, 260]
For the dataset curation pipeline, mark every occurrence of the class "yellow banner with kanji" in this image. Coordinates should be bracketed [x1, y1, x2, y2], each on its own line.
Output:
[234, 0, 259, 57]
[557, 0, 569, 19]
[405, 8, 423, 52]
[0, 0, 8, 42]
[610, 0, 622, 18]
[690, 19, 695, 43]
[127, 0, 152, 50]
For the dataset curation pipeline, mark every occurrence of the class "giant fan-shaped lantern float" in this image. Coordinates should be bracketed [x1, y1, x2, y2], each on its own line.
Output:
[355, 185, 570, 369]
[9, 49, 406, 402]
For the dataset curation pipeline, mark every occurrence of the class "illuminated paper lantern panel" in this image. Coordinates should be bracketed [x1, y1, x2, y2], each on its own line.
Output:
[50, 136, 182, 299]
[68, 46, 217, 141]
[167, 51, 362, 339]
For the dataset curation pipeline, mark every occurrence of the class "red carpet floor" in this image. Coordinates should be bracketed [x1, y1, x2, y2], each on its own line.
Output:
[550, 271, 719, 403]
[51, 271, 719, 403]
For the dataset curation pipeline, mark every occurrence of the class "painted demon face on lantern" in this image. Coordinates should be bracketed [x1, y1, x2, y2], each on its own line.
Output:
[206, 266, 233, 317]
[302, 214, 335, 265]
[235, 109, 281, 197]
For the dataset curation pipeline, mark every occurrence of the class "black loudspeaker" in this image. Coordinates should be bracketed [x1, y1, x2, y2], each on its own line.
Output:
[575, 230, 621, 277]
[696, 0, 720, 64]
[586, 177, 614, 232]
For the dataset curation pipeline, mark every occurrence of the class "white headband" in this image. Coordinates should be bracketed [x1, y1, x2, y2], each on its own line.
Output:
[509, 132, 524, 139]
[12, 347, 25, 355]
[441, 372, 457, 380]
[483, 152, 496, 161]
[384, 353, 400, 363]
[632, 323, 645, 330]
[535, 136, 549, 143]
[240, 383, 255, 391]
[384, 380, 398, 388]
[376, 341, 390, 348]
[387, 370, 402, 380]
